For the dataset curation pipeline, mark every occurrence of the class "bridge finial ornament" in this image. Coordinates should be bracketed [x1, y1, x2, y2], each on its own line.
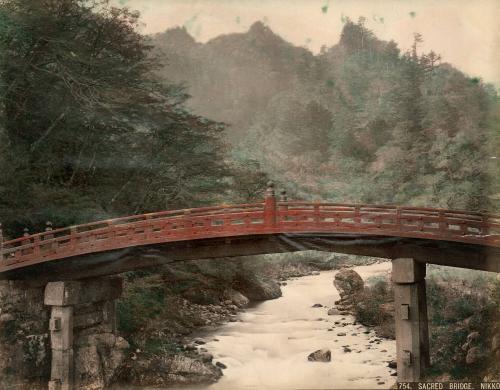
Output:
[264, 181, 277, 226]
[265, 181, 275, 198]
[279, 189, 287, 202]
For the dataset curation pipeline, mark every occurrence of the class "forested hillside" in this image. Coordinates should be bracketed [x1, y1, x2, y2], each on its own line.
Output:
[0, 3, 498, 235]
[154, 19, 500, 211]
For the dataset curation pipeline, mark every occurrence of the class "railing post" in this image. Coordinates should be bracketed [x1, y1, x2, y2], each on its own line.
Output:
[264, 181, 277, 228]
[481, 214, 490, 236]
[23, 227, 30, 241]
[33, 235, 41, 256]
[438, 211, 447, 233]
[21, 228, 30, 256]
[314, 202, 320, 224]
[144, 215, 152, 240]
[45, 221, 57, 251]
[70, 227, 77, 250]
[418, 217, 424, 231]
[279, 189, 288, 205]
[45, 221, 54, 236]
[354, 205, 361, 225]
[396, 207, 402, 230]
[183, 210, 193, 231]
[278, 189, 288, 222]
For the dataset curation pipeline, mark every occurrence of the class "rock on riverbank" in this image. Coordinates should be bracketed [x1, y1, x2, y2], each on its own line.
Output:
[307, 349, 331, 362]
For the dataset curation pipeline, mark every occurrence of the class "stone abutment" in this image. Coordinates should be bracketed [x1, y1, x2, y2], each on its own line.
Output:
[0, 277, 128, 390]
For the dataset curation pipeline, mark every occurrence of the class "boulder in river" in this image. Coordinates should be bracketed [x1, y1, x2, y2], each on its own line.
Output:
[223, 288, 250, 308]
[307, 349, 331, 362]
[312, 303, 323, 308]
[234, 276, 282, 301]
[200, 353, 214, 363]
[327, 308, 341, 315]
[333, 269, 364, 299]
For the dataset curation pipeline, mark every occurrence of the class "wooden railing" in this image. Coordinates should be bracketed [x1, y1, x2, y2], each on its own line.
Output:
[1, 184, 499, 273]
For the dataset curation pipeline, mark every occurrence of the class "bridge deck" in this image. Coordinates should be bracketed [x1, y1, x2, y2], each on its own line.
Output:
[1, 193, 499, 276]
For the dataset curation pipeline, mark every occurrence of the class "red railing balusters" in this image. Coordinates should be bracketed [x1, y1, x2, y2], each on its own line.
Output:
[70, 227, 77, 250]
[314, 203, 320, 224]
[264, 182, 277, 228]
[438, 211, 446, 232]
[354, 206, 361, 225]
[33, 235, 40, 256]
[184, 210, 192, 231]
[418, 217, 424, 232]
[144, 215, 152, 239]
[482, 215, 490, 236]
[278, 189, 288, 223]
[0, 196, 498, 273]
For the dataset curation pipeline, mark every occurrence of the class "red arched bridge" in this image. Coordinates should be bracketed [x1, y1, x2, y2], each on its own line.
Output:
[1, 184, 499, 277]
[2, 183, 500, 385]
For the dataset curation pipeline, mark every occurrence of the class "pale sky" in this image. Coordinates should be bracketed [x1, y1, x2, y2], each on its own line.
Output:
[115, 0, 500, 87]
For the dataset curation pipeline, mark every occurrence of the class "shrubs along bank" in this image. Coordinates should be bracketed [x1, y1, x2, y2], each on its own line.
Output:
[341, 266, 500, 381]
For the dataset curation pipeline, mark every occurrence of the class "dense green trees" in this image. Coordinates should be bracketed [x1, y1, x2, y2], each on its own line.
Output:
[0, 0, 235, 236]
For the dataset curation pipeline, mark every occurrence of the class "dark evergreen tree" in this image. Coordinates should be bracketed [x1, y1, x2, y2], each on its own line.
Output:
[0, 0, 230, 236]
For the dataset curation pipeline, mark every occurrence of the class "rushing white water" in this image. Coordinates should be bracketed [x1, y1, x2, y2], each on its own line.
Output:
[201, 262, 396, 390]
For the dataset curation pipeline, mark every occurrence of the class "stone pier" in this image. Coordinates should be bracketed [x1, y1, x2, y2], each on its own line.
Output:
[0, 280, 50, 389]
[392, 258, 430, 382]
[44, 277, 127, 390]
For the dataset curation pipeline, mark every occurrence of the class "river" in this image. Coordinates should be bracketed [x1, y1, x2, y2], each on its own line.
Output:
[199, 261, 396, 390]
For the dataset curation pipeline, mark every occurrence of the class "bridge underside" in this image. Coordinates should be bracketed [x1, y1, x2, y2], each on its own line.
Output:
[3, 232, 499, 284]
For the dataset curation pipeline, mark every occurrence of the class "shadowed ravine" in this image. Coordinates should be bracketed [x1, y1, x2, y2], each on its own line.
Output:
[189, 262, 396, 390]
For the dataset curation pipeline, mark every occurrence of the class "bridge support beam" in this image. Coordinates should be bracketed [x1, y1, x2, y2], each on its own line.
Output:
[392, 258, 430, 382]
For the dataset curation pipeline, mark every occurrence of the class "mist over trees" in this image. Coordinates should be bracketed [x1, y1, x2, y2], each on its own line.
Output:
[0, 2, 498, 237]
[154, 18, 499, 211]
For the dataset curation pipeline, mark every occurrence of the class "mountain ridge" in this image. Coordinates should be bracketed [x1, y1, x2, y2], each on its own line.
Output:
[152, 19, 498, 211]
